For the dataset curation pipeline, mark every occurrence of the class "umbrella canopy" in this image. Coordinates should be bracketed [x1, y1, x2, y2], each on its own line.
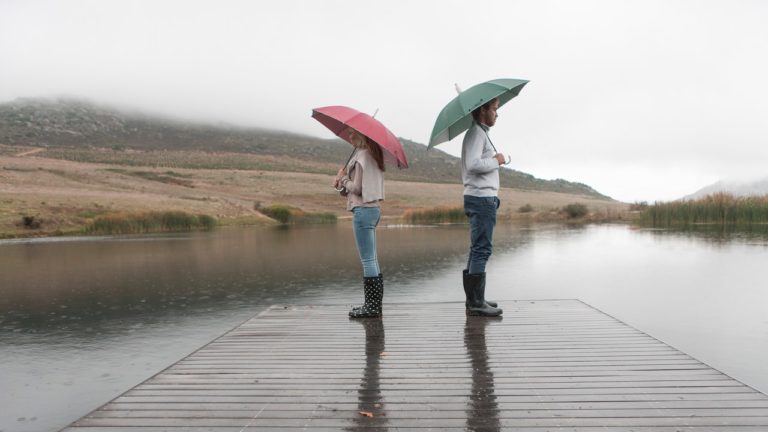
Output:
[428, 78, 529, 148]
[312, 105, 409, 168]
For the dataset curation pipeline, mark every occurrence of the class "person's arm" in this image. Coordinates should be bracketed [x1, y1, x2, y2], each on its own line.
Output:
[465, 130, 501, 174]
[341, 162, 363, 195]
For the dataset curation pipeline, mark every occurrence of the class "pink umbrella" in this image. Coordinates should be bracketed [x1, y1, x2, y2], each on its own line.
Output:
[311, 105, 409, 169]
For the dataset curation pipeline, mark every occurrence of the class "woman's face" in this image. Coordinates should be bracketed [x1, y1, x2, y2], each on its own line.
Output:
[347, 129, 366, 148]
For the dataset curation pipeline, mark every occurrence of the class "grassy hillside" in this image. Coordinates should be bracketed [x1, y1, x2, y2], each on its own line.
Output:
[0, 97, 610, 199]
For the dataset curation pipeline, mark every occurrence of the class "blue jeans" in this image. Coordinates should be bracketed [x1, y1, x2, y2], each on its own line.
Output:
[464, 195, 499, 274]
[352, 207, 381, 277]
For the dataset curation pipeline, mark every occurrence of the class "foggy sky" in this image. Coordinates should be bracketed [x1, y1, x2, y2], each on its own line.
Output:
[2, 0, 767, 202]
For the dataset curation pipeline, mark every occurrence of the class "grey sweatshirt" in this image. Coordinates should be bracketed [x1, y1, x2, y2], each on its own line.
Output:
[461, 121, 500, 197]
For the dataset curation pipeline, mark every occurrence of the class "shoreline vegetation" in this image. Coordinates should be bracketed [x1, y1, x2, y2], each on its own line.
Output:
[637, 193, 768, 228]
[5, 202, 630, 239]
[401, 202, 626, 225]
[85, 211, 216, 235]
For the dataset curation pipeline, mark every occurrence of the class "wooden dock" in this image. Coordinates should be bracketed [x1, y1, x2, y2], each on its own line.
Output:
[64, 300, 768, 431]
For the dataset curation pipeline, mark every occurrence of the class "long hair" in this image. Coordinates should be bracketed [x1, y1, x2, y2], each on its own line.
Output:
[349, 129, 386, 172]
[366, 138, 386, 172]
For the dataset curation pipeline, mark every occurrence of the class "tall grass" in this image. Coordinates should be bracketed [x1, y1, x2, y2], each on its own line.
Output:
[259, 204, 336, 225]
[402, 206, 466, 224]
[84, 211, 216, 235]
[638, 193, 768, 227]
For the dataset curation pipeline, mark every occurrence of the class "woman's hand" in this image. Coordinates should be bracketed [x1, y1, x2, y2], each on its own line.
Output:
[333, 167, 347, 189]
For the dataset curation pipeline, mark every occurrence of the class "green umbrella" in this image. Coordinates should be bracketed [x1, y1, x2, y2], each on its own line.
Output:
[428, 78, 529, 149]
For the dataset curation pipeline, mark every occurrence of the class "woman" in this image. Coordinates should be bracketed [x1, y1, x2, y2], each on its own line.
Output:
[333, 128, 386, 318]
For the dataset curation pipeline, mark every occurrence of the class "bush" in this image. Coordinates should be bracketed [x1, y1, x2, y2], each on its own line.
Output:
[20, 215, 42, 229]
[518, 204, 534, 213]
[260, 204, 336, 225]
[563, 203, 588, 219]
[261, 205, 293, 224]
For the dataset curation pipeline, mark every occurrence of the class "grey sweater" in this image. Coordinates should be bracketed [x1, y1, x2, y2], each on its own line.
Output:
[461, 121, 500, 197]
[340, 149, 384, 211]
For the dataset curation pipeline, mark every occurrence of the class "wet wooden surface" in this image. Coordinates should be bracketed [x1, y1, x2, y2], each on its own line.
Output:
[63, 300, 768, 431]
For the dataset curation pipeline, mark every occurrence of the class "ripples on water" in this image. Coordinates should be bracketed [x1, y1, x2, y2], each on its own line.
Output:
[2, 223, 768, 431]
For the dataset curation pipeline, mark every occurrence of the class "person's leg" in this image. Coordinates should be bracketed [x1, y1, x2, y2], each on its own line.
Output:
[350, 207, 383, 318]
[463, 196, 502, 316]
[465, 196, 497, 274]
[353, 207, 381, 277]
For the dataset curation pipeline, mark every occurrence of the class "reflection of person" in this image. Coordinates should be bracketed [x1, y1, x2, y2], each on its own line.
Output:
[346, 319, 387, 431]
[462, 98, 504, 316]
[464, 316, 501, 432]
[333, 129, 386, 318]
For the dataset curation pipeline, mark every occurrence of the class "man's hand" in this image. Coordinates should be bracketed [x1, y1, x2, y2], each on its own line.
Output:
[494, 153, 506, 165]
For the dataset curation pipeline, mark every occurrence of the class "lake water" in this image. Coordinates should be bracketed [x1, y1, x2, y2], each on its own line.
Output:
[2, 223, 768, 432]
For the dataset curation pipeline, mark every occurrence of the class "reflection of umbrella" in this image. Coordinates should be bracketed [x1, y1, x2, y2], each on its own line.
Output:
[428, 78, 529, 149]
[312, 105, 409, 168]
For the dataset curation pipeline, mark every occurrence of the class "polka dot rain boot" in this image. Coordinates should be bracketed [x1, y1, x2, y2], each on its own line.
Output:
[349, 274, 383, 318]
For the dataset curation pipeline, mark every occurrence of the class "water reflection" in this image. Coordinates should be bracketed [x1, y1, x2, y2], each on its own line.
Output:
[643, 224, 768, 246]
[346, 318, 387, 431]
[464, 316, 502, 432]
[0, 224, 483, 337]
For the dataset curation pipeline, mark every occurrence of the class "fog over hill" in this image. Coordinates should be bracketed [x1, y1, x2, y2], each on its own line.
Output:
[0, 97, 611, 199]
[684, 177, 768, 200]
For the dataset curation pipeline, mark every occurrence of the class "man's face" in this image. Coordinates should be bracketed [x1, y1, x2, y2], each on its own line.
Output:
[481, 99, 500, 127]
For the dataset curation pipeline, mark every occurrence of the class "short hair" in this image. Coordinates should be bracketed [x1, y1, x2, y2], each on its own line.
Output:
[471, 98, 499, 121]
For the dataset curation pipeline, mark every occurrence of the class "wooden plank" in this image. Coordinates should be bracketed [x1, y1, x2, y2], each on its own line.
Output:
[62, 300, 768, 431]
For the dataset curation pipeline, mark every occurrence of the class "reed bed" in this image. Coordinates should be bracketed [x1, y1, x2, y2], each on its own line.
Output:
[402, 206, 466, 224]
[84, 211, 216, 235]
[638, 193, 768, 227]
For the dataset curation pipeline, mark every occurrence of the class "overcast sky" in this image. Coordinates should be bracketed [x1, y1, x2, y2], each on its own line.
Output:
[2, 0, 767, 202]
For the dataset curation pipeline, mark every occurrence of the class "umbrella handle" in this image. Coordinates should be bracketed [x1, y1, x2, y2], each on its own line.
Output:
[332, 148, 357, 192]
[484, 130, 512, 165]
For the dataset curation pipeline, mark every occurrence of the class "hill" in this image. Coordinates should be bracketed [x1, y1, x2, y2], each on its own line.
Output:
[0, 97, 610, 199]
[684, 177, 768, 200]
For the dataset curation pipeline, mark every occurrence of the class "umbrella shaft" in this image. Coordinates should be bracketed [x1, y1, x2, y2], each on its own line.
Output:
[343, 148, 357, 169]
[484, 130, 499, 153]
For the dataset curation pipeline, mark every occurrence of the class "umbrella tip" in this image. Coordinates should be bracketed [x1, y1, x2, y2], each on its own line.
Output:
[454, 83, 462, 94]
[372, 108, 379, 119]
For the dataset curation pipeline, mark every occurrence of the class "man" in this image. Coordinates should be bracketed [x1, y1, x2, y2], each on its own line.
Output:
[462, 97, 504, 316]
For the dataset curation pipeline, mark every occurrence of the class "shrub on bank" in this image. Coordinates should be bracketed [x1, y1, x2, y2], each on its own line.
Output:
[563, 203, 588, 219]
[258, 204, 336, 225]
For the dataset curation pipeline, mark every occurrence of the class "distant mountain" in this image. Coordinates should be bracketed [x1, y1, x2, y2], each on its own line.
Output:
[0, 97, 611, 199]
[684, 178, 768, 200]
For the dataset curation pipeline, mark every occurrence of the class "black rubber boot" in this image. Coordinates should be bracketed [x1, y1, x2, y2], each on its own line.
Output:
[463, 269, 498, 309]
[465, 272, 502, 317]
[351, 274, 383, 314]
[349, 275, 383, 318]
